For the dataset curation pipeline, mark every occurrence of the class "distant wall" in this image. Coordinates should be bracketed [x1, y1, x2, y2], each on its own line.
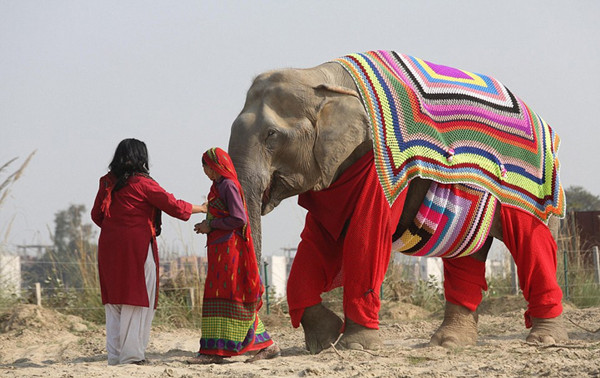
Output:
[0, 254, 21, 296]
[262, 255, 289, 299]
[572, 211, 600, 250]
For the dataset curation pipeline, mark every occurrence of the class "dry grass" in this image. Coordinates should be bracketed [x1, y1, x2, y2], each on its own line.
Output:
[0, 151, 36, 242]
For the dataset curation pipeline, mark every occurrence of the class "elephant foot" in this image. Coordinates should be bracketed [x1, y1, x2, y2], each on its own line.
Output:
[338, 318, 382, 351]
[429, 302, 478, 348]
[300, 303, 343, 354]
[526, 315, 569, 344]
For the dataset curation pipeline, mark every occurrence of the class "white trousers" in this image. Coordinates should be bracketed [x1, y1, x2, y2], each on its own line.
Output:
[105, 245, 156, 365]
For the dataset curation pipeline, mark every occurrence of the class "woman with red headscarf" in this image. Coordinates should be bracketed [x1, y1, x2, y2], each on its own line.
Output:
[188, 147, 280, 364]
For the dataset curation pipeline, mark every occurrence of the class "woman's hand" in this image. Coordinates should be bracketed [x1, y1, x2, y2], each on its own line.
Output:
[194, 220, 211, 234]
[192, 202, 208, 214]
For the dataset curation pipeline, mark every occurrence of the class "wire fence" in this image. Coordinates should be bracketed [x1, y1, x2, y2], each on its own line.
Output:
[260, 247, 600, 312]
[1, 247, 599, 319]
[0, 286, 198, 312]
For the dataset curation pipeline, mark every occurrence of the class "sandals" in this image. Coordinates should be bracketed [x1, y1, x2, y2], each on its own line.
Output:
[245, 344, 281, 363]
[187, 344, 281, 365]
[131, 359, 151, 365]
[186, 353, 224, 365]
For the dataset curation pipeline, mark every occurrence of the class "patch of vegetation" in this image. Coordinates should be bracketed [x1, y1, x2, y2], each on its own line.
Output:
[155, 270, 203, 328]
[409, 275, 444, 313]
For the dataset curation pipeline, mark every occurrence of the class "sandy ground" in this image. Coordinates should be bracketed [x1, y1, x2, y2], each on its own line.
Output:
[1, 299, 599, 378]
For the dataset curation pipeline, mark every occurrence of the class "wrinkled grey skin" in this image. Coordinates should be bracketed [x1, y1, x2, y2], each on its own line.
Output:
[227, 62, 566, 352]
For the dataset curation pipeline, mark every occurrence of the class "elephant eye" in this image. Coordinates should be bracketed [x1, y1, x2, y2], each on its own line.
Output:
[265, 129, 280, 151]
[266, 129, 277, 139]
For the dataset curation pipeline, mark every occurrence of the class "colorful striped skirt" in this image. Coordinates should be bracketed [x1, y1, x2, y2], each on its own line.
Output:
[200, 232, 273, 356]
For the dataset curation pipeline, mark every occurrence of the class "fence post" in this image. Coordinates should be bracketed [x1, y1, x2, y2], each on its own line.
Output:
[592, 246, 600, 286]
[510, 259, 519, 295]
[187, 287, 195, 309]
[263, 260, 270, 315]
[35, 282, 42, 306]
[563, 250, 570, 300]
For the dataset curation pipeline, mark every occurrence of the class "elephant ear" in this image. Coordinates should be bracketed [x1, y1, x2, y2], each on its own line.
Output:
[313, 84, 370, 188]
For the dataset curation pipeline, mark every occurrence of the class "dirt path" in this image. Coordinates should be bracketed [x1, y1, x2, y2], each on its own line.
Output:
[1, 301, 599, 377]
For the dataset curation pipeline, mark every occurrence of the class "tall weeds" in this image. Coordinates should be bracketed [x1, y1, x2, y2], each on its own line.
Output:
[156, 269, 204, 328]
[557, 215, 600, 308]
[39, 241, 206, 327]
[0, 152, 36, 310]
[0, 151, 36, 242]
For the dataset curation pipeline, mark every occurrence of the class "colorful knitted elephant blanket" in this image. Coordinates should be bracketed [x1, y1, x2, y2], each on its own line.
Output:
[392, 182, 497, 258]
[335, 50, 565, 222]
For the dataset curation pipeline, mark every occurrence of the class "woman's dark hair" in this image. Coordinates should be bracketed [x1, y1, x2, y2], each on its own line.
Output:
[109, 138, 150, 191]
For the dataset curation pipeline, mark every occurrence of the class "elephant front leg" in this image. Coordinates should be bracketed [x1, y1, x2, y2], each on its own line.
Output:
[429, 302, 478, 347]
[338, 318, 383, 350]
[300, 303, 343, 354]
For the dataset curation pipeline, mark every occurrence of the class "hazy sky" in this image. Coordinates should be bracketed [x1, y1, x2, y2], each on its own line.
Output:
[1, 1, 599, 257]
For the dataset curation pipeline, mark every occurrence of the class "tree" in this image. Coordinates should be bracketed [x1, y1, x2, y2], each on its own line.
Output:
[53, 204, 95, 262]
[48, 204, 97, 289]
[564, 186, 600, 212]
[22, 204, 98, 291]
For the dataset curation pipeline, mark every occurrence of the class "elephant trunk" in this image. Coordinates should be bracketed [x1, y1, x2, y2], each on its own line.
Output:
[245, 191, 263, 265]
[229, 149, 267, 266]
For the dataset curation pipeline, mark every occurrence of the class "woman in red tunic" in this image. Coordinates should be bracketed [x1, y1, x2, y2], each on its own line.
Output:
[187, 147, 280, 364]
[91, 138, 203, 365]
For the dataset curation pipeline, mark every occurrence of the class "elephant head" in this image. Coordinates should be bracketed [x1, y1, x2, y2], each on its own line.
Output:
[228, 62, 372, 260]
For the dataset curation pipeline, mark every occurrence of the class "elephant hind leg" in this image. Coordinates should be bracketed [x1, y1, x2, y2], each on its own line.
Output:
[301, 303, 343, 354]
[432, 255, 487, 348]
[429, 302, 478, 347]
[500, 205, 565, 342]
[527, 316, 568, 344]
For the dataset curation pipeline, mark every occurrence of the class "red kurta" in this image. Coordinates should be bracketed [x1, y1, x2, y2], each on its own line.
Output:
[91, 173, 192, 308]
[287, 151, 407, 329]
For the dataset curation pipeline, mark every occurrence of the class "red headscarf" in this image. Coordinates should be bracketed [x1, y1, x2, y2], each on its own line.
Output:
[202, 147, 253, 242]
[202, 147, 239, 182]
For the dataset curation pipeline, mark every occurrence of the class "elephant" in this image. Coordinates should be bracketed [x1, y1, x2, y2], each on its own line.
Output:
[227, 50, 568, 352]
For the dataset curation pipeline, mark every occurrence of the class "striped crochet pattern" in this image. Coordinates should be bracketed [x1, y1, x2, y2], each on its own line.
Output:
[334, 50, 565, 222]
[392, 182, 497, 258]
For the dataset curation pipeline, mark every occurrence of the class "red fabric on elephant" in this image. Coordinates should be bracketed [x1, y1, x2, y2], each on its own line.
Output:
[286, 149, 563, 331]
[500, 205, 563, 326]
[443, 256, 488, 313]
[287, 151, 407, 329]
[442, 204, 563, 327]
